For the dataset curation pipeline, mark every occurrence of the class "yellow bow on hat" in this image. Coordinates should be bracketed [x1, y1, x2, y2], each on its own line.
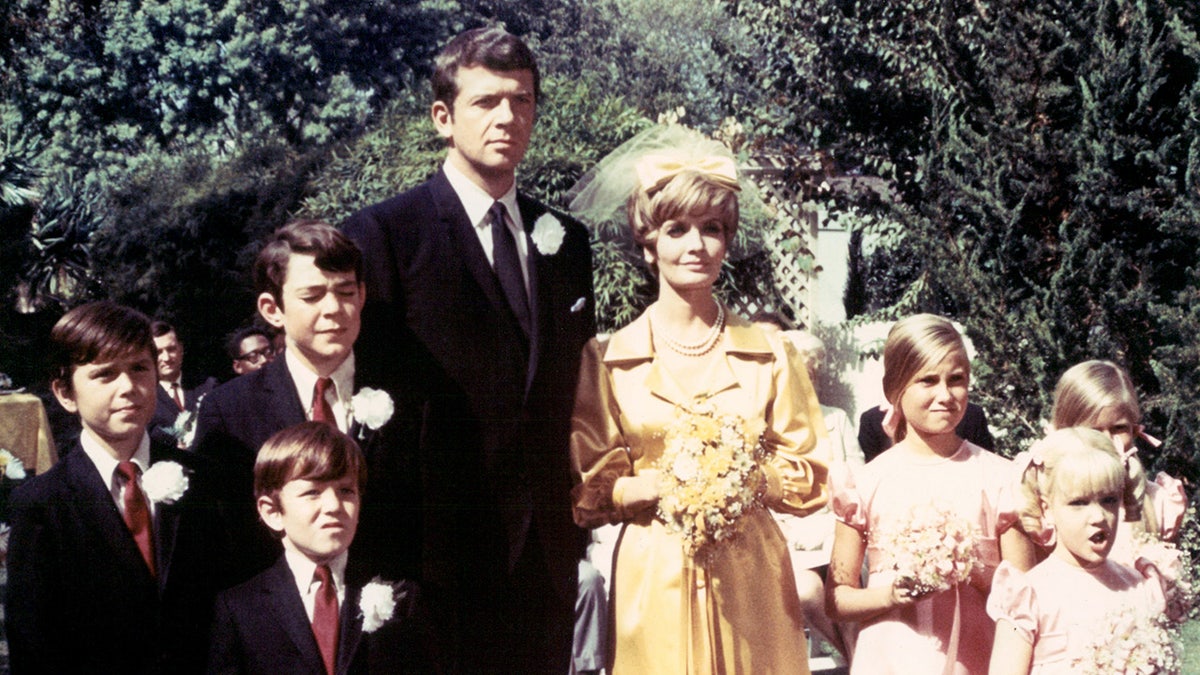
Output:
[634, 152, 741, 195]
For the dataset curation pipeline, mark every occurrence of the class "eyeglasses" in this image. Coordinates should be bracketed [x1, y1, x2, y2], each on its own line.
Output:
[235, 346, 276, 364]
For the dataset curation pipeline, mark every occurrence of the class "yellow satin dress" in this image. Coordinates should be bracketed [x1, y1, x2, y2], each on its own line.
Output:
[571, 310, 831, 674]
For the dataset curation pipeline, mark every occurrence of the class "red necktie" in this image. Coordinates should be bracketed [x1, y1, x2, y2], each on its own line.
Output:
[170, 382, 184, 411]
[116, 461, 156, 577]
[312, 564, 339, 675]
[312, 378, 336, 427]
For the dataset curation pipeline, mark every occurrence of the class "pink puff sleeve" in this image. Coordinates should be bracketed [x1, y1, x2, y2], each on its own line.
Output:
[829, 461, 867, 531]
[1149, 472, 1187, 542]
[1134, 555, 1184, 622]
[986, 561, 1038, 644]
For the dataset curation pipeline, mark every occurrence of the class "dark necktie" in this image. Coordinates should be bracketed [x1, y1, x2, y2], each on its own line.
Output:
[312, 564, 339, 675]
[116, 461, 156, 577]
[170, 382, 184, 411]
[489, 201, 531, 337]
[312, 377, 336, 427]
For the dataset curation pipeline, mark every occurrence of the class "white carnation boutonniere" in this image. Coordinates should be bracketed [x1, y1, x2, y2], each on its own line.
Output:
[350, 388, 394, 439]
[359, 577, 408, 633]
[0, 448, 26, 480]
[142, 461, 190, 504]
[531, 213, 565, 256]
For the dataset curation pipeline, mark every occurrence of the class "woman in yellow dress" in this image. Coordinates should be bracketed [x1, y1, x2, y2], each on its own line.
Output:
[569, 126, 831, 674]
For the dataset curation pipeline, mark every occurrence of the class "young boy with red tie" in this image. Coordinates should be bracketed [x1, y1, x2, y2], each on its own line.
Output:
[206, 422, 421, 675]
[6, 301, 231, 674]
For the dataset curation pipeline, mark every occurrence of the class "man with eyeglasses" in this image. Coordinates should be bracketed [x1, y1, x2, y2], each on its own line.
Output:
[225, 326, 277, 376]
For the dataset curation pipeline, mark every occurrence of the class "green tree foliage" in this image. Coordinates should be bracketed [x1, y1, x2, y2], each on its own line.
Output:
[7, 0, 458, 184]
[734, 0, 1200, 470]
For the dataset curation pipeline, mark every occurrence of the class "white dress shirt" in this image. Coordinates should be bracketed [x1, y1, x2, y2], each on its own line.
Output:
[79, 429, 157, 520]
[442, 160, 531, 293]
[285, 349, 355, 434]
[285, 548, 348, 622]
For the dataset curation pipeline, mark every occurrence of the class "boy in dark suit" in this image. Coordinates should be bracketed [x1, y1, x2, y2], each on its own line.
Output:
[194, 220, 415, 582]
[6, 301, 231, 674]
[207, 422, 418, 675]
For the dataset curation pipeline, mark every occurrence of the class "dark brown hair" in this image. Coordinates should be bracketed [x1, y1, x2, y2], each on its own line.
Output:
[254, 421, 367, 503]
[254, 220, 362, 307]
[150, 320, 175, 338]
[432, 26, 540, 109]
[48, 302, 156, 391]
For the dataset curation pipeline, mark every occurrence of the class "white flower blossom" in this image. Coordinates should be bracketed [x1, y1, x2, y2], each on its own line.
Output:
[359, 578, 405, 633]
[351, 388, 394, 431]
[531, 214, 565, 255]
[142, 461, 189, 504]
[0, 449, 25, 480]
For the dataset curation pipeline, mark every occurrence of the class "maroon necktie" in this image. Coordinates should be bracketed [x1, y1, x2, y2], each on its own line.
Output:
[170, 382, 184, 411]
[312, 564, 339, 675]
[312, 377, 336, 427]
[116, 461, 156, 577]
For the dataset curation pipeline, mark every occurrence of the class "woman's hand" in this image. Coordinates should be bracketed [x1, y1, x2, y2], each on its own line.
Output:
[615, 469, 661, 514]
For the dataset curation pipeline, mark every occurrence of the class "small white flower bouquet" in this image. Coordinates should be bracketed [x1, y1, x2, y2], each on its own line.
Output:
[654, 401, 766, 557]
[1071, 611, 1181, 674]
[142, 461, 189, 504]
[1130, 533, 1196, 623]
[875, 502, 978, 597]
[359, 577, 409, 633]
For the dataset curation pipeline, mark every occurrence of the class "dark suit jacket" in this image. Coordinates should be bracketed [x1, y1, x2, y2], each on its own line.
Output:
[207, 555, 422, 675]
[858, 402, 996, 462]
[343, 170, 595, 671]
[150, 375, 217, 446]
[193, 356, 418, 582]
[5, 438, 231, 675]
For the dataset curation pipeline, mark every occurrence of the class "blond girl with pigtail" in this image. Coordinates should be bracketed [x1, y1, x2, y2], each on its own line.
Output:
[988, 428, 1177, 674]
[1051, 360, 1187, 561]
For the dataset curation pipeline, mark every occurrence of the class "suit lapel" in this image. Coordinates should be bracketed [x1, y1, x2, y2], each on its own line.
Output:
[64, 448, 156, 586]
[265, 357, 309, 429]
[337, 582, 364, 675]
[263, 558, 327, 671]
[149, 444, 181, 592]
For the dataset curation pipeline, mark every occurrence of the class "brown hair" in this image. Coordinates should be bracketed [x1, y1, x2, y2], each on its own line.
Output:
[150, 320, 175, 338]
[881, 314, 969, 443]
[48, 301, 156, 391]
[254, 220, 362, 307]
[626, 170, 739, 252]
[254, 422, 367, 503]
[432, 26, 540, 109]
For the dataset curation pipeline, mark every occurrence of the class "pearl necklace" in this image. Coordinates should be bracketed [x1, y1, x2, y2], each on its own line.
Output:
[653, 304, 725, 356]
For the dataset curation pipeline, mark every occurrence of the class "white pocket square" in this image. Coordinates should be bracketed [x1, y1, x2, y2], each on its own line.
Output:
[570, 297, 587, 313]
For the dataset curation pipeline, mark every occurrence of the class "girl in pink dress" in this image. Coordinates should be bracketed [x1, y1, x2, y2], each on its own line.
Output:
[827, 314, 1035, 674]
[1050, 360, 1187, 561]
[988, 428, 1175, 674]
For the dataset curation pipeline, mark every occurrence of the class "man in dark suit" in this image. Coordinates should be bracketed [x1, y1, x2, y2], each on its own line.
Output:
[149, 320, 217, 445]
[7, 302, 231, 674]
[858, 401, 996, 462]
[194, 221, 415, 582]
[342, 26, 595, 673]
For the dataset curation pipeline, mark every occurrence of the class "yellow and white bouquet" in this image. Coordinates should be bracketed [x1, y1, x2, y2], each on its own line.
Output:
[655, 401, 766, 557]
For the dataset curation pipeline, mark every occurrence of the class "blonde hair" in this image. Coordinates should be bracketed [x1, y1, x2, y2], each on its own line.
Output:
[881, 314, 969, 443]
[626, 170, 739, 251]
[1051, 360, 1153, 531]
[1015, 427, 1139, 546]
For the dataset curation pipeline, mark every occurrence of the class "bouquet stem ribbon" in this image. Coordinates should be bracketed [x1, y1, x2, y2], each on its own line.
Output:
[942, 584, 963, 675]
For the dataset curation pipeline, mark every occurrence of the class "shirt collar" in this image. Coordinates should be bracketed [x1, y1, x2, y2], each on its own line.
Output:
[443, 160, 520, 230]
[80, 429, 152, 491]
[285, 547, 348, 597]
[285, 349, 355, 412]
